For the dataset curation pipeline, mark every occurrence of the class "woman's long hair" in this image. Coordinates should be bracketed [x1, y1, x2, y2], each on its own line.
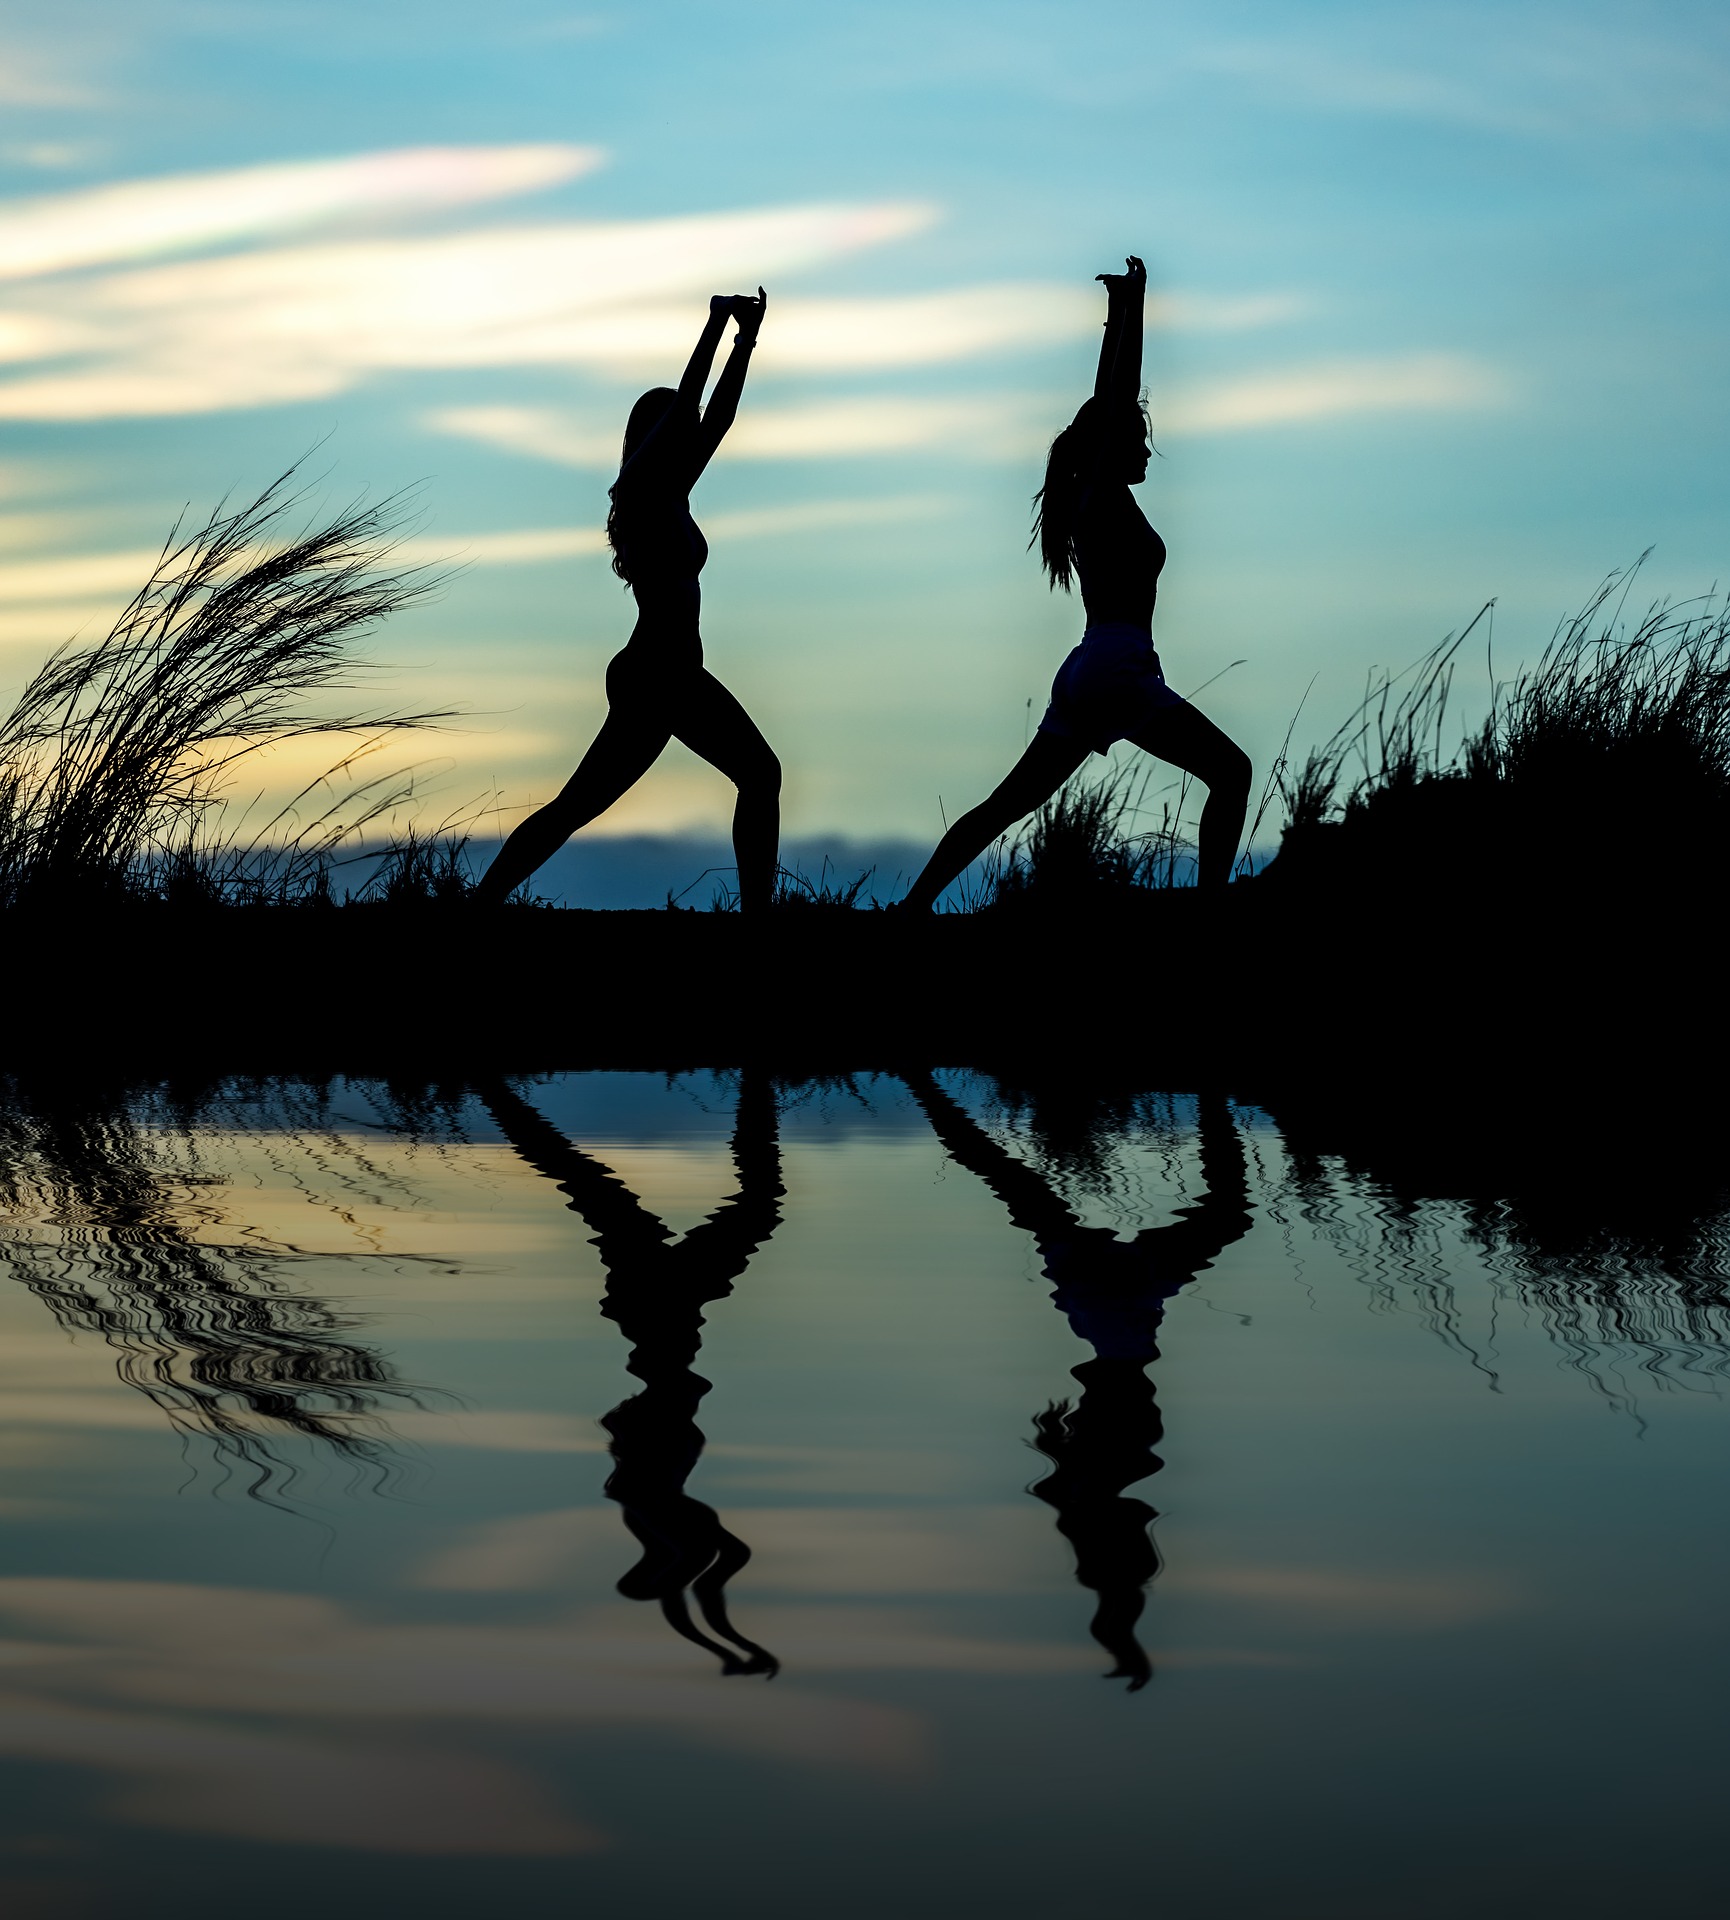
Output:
[606, 386, 685, 584]
[1030, 396, 1151, 591]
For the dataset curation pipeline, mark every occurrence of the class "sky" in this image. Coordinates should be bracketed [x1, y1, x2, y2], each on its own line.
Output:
[1, 0, 1727, 871]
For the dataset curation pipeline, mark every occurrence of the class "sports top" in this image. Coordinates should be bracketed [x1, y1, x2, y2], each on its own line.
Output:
[1073, 485, 1166, 630]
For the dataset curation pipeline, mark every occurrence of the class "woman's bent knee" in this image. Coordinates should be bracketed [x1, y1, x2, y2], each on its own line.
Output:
[736, 751, 781, 798]
[1209, 743, 1252, 798]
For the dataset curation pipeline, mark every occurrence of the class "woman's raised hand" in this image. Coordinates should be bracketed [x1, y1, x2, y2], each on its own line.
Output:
[1097, 256, 1147, 295]
[730, 287, 767, 338]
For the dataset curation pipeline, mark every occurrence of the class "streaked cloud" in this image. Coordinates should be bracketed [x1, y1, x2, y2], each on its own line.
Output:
[0, 497, 948, 642]
[431, 406, 620, 468]
[1155, 290, 1311, 332]
[431, 394, 1053, 465]
[0, 37, 92, 108]
[431, 353, 1497, 472]
[0, 149, 1306, 426]
[0, 145, 602, 283]
[1161, 353, 1507, 434]
[1193, 17, 1730, 136]
[0, 545, 160, 601]
[2, 141, 95, 169]
[0, 197, 940, 418]
[407, 286, 1294, 390]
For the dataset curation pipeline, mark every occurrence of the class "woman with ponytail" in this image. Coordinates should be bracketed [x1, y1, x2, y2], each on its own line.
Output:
[476, 291, 780, 908]
[897, 258, 1250, 908]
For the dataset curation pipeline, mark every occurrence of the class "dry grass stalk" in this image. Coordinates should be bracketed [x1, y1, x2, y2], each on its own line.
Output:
[0, 467, 450, 907]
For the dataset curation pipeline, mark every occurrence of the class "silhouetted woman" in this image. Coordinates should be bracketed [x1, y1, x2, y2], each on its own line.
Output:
[899, 259, 1251, 908]
[900, 1071, 1252, 1689]
[480, 1073, 783, 1676]
[476, 293, 781, 908]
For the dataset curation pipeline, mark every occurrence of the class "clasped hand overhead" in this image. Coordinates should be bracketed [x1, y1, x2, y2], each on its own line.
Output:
[710, 287, 768, 338]
[1096, 255, 1146, 296]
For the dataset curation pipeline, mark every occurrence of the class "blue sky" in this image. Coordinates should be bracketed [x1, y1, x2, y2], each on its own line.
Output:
[1, 0, 1726, 856]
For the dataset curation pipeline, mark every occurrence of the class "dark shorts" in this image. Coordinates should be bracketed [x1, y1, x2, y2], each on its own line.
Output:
[1037, 623, 1187, 755]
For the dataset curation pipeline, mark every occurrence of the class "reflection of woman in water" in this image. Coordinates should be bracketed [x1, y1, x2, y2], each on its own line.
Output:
[899, 258, 1251, 908]
[480, 1074, 783, 1676]
[902, 1072, 1251, 1689]
[476, 292, 780, 908]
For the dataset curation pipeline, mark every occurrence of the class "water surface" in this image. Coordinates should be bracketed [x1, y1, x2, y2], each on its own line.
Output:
[0, 1071, 1724, 1918]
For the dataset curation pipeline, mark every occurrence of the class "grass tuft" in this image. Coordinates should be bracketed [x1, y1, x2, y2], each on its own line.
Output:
[987, 762, 1195, 909]
[0, 467, 449, 908]
[1271, 561, 1730, 889]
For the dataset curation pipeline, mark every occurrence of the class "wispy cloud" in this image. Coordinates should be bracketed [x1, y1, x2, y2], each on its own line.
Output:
[1193, 15, 1730, 136]
[430, 394, 1055, 466]
[376, 497, 951, 567]
[0, 36, 95, 108]
[431, 350, 1493, 469]
[0, 187, 940, 418]
[0, 145, 602, 282]
[1162, 353, 1507, 434]
[0, 546, 162, 601]
[0, 147, 1310, 423]
[0, 496, 948, 634]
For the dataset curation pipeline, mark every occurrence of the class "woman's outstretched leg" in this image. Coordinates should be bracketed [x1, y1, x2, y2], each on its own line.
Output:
[900, 732, 1090, 912]
[1127, 705, 1251, 892]
[475, 708, 670, 905]
[671, 670, 781, 913]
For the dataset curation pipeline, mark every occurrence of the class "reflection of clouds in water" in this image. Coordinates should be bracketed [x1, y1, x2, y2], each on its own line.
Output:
[419, 1504, 1061, 1597]
[0, 1577, 928, 1853]
[0, 1688, 594, 1857]
[422, 1500, 1520, 1645]
[1179, 1565, 1522, 1633]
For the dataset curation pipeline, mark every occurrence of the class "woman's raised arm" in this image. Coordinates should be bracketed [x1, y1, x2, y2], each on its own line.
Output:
[615, 295, 753, 491]
[679, 296, 734, 410]
[1092, 255, 1146, 407]
[693, 288, 766, 474]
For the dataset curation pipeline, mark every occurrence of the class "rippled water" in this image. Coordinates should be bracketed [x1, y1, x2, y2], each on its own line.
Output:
[0, 1071, 1726, 1918]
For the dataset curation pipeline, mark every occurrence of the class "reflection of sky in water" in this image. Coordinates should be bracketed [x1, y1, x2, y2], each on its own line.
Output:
[0, 1071, 1725, 1914]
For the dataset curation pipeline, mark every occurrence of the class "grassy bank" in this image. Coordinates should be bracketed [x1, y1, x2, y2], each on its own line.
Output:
[1, 506, 1724, 1077]
[2, 869, 1714, 1077]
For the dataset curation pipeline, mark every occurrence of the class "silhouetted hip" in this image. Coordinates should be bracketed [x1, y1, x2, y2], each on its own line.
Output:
[1039, 622, 1186, 755]
[607, 635, 706, 707]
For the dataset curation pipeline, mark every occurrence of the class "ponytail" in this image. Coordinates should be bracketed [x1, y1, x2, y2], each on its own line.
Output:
[606, 386, 684, 584]
[1029, 396, 1150, 591]
[1031, 421, 1087, 591]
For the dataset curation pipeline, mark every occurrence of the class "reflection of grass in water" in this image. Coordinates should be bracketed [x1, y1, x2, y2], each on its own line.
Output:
[1267, 1091, 1730, 1412]
[0, 1079, 439, 1502]
[948, 1070, 1730, 1412]
[0, 466, 447, 909]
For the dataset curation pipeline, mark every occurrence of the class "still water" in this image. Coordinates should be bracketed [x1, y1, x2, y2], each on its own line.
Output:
[0, 1071, 1725, 1918]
